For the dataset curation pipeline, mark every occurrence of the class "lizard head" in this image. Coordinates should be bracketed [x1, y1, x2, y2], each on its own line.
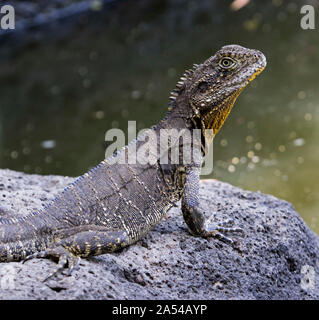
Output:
[171, 44, 266, 135]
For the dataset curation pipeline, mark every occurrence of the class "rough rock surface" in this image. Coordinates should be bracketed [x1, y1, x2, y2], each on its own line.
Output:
[0, 168, 319, 300]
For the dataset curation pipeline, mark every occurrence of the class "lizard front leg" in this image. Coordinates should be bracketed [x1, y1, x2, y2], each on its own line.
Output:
[23, 225, 130, 281]
[181, 166, 243, 244]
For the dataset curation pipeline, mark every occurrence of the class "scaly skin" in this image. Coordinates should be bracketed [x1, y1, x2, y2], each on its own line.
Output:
[0, 45, 266, 279]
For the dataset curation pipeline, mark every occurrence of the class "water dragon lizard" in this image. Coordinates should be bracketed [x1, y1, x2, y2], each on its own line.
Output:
[0, 45, 266, 279]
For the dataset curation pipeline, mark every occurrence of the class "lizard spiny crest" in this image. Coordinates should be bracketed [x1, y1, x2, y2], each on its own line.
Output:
[168, 63, 198, 111]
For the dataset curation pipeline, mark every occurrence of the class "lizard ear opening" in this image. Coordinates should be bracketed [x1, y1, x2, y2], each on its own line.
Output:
[198, 81, 208, 93]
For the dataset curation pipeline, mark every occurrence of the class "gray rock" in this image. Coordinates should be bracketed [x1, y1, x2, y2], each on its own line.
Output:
[0, 168, 318, 300]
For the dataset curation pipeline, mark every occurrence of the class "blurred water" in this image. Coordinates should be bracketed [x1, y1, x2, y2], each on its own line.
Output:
[0, 0, 318, 233]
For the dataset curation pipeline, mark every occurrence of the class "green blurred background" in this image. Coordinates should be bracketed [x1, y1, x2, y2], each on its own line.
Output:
[0, 0, 318, 233]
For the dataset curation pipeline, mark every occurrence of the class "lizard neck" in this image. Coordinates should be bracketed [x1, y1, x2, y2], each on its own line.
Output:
[158, 100, 194, 131]
[200, 87, 243, 135]
[159, 85, 242, 134]
[156, 86, 242, 157]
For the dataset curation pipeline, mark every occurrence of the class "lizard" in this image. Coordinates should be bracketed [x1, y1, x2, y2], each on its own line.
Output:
[0, 44, 266, 280]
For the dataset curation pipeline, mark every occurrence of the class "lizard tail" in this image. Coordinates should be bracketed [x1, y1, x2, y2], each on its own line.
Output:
[0, 218, 53, 262]
[0, 239, 37, 262]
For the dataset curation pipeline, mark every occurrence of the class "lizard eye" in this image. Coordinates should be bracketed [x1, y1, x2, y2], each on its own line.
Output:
[219, 57, 236, 69]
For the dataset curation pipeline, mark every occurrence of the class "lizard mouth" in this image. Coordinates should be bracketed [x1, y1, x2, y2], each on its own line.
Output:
[249, 64, 266, 82]
[241, 57, 267, 88]
[250, 51, 267, 80]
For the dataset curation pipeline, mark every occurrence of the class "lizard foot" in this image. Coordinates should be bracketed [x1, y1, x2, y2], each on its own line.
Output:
[23, 246, 80, 281]
[203, 217, 244, 245]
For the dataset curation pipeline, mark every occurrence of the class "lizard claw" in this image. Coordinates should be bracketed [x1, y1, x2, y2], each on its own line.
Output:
[203, 217, 244, 245]
[22, 246, 80, 281]
[43, 255, 80, 282]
